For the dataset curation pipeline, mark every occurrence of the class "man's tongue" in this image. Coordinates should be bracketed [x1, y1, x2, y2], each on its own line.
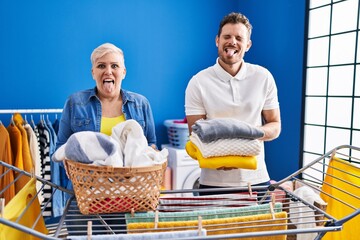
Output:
[226, 49, 236, 57]
[103, 81, 115, 92]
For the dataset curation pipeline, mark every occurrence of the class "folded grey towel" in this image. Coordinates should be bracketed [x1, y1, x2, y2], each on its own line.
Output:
[191, 118, 264, 143]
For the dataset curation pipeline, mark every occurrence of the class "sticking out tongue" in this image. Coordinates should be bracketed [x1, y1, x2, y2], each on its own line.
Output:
[225, 48, 236, 57]
[103, 80, 115, 92]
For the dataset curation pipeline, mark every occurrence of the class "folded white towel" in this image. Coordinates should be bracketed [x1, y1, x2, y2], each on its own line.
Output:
[190, 132, 261, 157]
[52, 131, 123, 167]
[111, 120, 168, 167]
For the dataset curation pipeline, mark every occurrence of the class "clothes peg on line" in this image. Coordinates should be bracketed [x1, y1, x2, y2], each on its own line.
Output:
[87, 221, 92, 240]
[154, 210, 159, 229]
[0, 198, 5, 218]
[247, 182, 253, 198]
[198, 215, 203, 236]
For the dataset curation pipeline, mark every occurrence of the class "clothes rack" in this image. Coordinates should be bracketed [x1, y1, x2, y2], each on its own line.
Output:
[0, 145, 359, 239]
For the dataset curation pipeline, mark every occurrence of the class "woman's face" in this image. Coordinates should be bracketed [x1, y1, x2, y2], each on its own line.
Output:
[91, 52, 126, 99]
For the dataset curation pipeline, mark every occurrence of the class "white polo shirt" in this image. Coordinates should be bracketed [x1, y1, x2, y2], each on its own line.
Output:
[185, 58, 279, 186]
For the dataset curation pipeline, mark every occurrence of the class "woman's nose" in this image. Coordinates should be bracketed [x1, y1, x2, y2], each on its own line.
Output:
[105, 66, 112, 75]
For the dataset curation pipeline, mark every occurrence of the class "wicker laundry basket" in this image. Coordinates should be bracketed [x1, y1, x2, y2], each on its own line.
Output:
[64, 160, 167, 215]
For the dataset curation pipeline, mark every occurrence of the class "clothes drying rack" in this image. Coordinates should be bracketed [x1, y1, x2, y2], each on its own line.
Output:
[0, 144, 359, 239]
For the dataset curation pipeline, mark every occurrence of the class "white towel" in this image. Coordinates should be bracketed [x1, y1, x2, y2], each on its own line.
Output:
[52, 131, 123, 167]
[111, 120, 168, 167]
[289, 186, 326, 240]
[190, 132, 261, 157]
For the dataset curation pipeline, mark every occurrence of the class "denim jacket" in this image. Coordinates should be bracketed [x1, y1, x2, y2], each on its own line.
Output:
[56, 87, 157, 151]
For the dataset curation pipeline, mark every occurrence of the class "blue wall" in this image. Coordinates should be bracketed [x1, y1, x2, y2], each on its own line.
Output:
[0, 0, 305, 180]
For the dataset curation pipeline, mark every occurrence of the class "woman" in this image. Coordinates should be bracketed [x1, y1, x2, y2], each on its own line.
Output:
[56, 42, 157, 151]
[54, 43, 157, 234]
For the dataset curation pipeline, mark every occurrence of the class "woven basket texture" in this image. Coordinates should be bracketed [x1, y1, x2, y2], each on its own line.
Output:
[65, 160, 167, 215]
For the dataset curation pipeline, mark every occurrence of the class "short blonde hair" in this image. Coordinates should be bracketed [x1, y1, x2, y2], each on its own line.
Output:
[90, 43, 125, 67]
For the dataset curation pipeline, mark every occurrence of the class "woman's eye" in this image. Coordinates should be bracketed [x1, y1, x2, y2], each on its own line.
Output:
[111, 64, 119, 69]
[97, 64, 105, 69]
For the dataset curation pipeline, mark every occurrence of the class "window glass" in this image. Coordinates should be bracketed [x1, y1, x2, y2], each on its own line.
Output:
[328, 65, 354, 96]
[306, 67, 328, 95]
[307, 37, 329, 66]
[332, 0, 358, 34]
[304, 125, 325, 153]
[355, 66, 360, 95]
[330, 32, 356, 65]
[308, 6, 330, 38]
[310, 0, 331, 8]
[354, 99, 360, 129]
[305, 97, 326, 125]
[326, 128, 351, 151]
[327, 97, 353, 128]
[352, 131, 360, 159]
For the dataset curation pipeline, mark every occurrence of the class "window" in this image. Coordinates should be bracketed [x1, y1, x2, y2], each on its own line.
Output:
[302, 0, 360, 173]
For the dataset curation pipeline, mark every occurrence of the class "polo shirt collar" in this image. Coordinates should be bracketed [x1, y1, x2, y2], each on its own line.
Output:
[214, 58, 247, 82]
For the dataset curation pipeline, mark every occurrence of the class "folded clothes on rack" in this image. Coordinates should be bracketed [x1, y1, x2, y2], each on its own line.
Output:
[157, 193, 258, 212]
[125, 202, 283, 224]
[127, 211, 288, 240]
[186, 141, 257, 169]
[70, 229, 207, 240]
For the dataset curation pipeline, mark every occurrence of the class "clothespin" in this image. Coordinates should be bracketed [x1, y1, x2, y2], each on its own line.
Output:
[198, 215, 203, 236]
[0, 198, 5, 218]
[87, 221, 92, 240]
[30, 167, 35, 179]
[131, 208, 135, 217]
[271, 193, 276, 205]
[269, 200, 275, 220]
[330, 149, 336, 160]
[247, 182, 253, 198]
[154, 210, 159, 229]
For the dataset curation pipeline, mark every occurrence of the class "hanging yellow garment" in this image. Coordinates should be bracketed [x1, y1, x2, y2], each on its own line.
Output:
[0, 124, 15, 205]
[320, 157, 360, 240]
[0, 178, 48, 239]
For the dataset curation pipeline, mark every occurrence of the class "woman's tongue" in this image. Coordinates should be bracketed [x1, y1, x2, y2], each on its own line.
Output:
[103, 80, 115, 92]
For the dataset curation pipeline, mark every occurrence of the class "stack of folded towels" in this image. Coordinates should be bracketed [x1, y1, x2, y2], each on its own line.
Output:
[185, 118, 264, 170]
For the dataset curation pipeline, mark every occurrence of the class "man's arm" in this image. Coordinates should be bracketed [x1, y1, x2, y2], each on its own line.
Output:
[186, 114, 206, 134]
[259, 108, 281, 141]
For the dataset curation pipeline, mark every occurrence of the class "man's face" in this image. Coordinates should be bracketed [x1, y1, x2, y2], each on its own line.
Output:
[216, 23, 252, 66]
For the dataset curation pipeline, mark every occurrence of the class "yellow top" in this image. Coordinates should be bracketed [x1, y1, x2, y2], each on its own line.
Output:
[100, 115, 126, 135]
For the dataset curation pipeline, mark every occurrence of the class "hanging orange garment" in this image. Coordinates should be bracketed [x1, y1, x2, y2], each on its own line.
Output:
[320, 157, 360, 240]
[13, 113, 34, 174]
[0, 124, 15, 205]
[7, 123, 29, 193]
[0, 177, 48, 239]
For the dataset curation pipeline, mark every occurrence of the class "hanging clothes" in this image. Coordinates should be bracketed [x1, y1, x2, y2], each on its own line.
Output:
[0, 177, 48, 240]
[0, 123, 15, 204]
[13, 113, 34, 178]
[7, 122, 30, 193]
[321, 157, 360, 240]
[37, 119, 52, 218]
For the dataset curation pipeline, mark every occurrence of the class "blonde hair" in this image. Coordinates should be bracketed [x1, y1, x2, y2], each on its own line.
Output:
[90, 43, 125, 67]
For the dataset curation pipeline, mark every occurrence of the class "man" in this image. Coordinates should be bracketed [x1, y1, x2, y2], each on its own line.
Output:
[185, 12, 281, 194]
